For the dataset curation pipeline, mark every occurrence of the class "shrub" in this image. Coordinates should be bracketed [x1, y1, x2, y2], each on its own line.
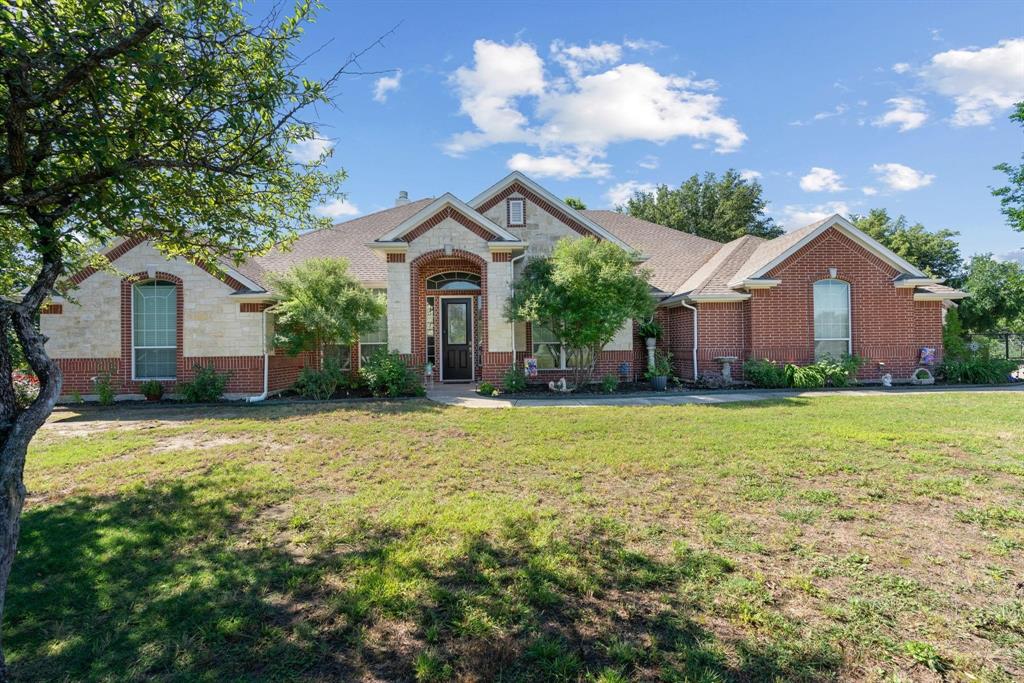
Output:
[180, 365, 230, 402]
[92, 368, 116, 405]
[600, 373, 619, 393]
[939, 356, 1018, 384]
[295, 359, 345, 400]
[775, 355, 863, 389]
[742, 359, 787, 388]
[360, 349, 423, 397]
[502, 365, 527, 393]
[138, 379, 164, 400]
[644, 349, 672, 379]
[477, 382, 496, 396]
[12, 372, 39, 409]
[942, 308, 969, 361]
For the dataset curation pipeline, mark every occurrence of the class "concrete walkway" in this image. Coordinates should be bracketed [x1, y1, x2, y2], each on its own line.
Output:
[426, 381, 1024, 408]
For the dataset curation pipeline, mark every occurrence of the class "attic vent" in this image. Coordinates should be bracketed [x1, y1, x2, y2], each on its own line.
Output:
[507, 198, 525, 227]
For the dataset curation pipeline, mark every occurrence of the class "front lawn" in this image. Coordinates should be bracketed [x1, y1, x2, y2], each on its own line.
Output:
[11, 394, 1024, 681]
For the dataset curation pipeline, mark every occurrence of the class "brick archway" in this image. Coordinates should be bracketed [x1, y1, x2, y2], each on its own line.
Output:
[410, 249, 488, 381]
[119, 271, 185, 388]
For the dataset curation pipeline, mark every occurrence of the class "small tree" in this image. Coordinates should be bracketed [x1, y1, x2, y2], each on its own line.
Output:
[269, 258, 385, 357]
[506, 238, 653, 389]
[564, 196, 587, 210]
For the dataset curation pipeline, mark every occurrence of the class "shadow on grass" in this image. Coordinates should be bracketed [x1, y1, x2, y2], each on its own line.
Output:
[50, 397, 445, 424]
[10, 478, 841, 681]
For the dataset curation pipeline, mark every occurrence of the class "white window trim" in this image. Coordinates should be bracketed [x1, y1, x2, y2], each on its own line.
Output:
[507, 197, 525, 227]
[131, 281, 177, 381]
[813, 279, 852, 359]
[531, 324, 593, 370]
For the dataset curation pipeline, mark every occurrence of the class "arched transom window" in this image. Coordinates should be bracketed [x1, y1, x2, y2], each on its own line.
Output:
[425, 271, 481, 291]
[133, 280, 177, 379]
[813, 279, 850, 361]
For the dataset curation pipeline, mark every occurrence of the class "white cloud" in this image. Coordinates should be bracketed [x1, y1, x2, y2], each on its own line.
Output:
[861, 186, 878, 196]
[536, 63, 745, 153]
[871, 162, 935, 191]
[445, 39, 746, 164]
[790, 104, 847, 126]
[289, 137, 332, 164]
[623, 38, 665, 52]
[778, 201, 851, 230]
[506, 152, 611, 179]
[799, 167, 846, 192]
[605, 180, 657, 207]
[445, 40, 546, 155]
[550, 40, 621, 78]
[373, 70, 402, 103]
[316, 198, 360, 219]
[637, 155, 659, 169]
[920, 38, 1024, 126]
[892, 62, 911, 74]
[873, 97, 928, 132]
[739, 169, 762, 182]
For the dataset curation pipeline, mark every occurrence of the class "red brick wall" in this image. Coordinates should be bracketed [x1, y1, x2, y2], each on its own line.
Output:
[741, 228, 942, 379]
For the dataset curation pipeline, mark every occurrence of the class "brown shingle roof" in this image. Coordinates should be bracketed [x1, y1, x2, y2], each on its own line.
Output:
[580, 210, 724, 293]
[236, 199, 434, 288]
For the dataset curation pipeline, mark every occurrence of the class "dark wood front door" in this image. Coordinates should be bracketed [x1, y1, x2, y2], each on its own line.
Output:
[441, 298, 472, 381]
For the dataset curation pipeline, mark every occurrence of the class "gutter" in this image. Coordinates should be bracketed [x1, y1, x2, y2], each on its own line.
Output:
[246, 305, 274, 403]
[678, 300, 699, 381]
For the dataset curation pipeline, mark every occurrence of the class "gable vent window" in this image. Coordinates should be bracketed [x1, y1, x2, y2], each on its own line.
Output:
[507, 198, 525, 227]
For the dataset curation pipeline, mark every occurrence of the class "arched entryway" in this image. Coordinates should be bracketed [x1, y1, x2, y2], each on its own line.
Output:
[410, 250, 488, 382]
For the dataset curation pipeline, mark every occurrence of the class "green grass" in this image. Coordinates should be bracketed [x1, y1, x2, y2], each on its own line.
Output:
[10, 393, 1024, 681]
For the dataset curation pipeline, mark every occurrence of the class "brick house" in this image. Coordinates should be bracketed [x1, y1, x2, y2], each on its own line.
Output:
[42, 172, 966, 399]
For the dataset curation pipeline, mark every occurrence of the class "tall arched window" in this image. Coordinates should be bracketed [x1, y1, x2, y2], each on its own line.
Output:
[813, 279, 850, 361]
[133, 281, 177, 379]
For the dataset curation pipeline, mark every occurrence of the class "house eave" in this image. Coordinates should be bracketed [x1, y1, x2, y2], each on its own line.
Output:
[913, 292, 969, 301]
[727, 278, 781, 290]
[894, 277, 942, 288]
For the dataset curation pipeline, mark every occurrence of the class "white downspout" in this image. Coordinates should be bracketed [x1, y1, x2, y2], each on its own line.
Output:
[246, 305, 271, 403]
[509, 252, 527, 362]
[678, 300, 699, 380]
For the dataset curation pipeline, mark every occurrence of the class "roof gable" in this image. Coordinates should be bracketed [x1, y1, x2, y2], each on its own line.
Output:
[734, 214, 927, 283]
[469, 172, 638, 253]
[376, 193, 520, 244]
[68, 236, 263, 292]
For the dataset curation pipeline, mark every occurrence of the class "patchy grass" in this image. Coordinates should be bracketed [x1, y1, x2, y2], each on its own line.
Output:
[10, 393, 1024, 681]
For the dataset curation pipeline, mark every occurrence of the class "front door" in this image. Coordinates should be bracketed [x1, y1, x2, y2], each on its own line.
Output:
[441, 298, 472, 381]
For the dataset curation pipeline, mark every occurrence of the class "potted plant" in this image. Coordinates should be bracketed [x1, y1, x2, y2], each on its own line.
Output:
[638, 319, 662, 369]
[139, 379, 164, 401]
[645, 349, 672, 391]
[910, 367, 935, 385]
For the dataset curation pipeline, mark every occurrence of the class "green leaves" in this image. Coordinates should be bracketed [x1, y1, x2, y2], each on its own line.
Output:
[850, 209, 962, 282]
[269, 258, 385, 356]
[621, 170, 783, 241]
[992, 101, 1024, 233]
[506, 238, 653, 387]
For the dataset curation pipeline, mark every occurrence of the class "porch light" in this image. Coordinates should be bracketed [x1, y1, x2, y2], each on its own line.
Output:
[828, 267, 838, 279]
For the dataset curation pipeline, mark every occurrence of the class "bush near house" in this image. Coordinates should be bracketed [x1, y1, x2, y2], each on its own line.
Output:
[501, 366, 527, 393]
[295, 359, 346, 400]
[359, 349, 424, 398]
[11, 372, 39, 409]
[180, 365, 230, 402]
[938, 356, 1019, 384]
[743, 356, 863, 389]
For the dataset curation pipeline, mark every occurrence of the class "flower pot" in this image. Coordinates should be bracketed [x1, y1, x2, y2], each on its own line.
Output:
[651, 375, 668, 391]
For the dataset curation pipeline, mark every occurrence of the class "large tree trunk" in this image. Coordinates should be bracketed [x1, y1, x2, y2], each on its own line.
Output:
[0, 255, 63, 681]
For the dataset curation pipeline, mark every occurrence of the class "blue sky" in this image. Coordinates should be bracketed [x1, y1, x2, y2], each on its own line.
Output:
[288, 0, 1024, 259]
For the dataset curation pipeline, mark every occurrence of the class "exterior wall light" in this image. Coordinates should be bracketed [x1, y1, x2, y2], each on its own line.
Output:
[828, 267, 838, 279]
